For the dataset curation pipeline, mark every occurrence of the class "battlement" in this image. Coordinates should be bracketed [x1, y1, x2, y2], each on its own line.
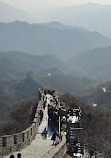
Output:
[0, 88, 44, 157]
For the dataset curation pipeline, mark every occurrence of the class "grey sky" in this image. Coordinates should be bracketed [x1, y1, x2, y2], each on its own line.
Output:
[0, 0, 111, 12]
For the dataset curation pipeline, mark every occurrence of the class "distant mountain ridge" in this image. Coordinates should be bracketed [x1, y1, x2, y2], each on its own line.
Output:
[0, 2, 30, 22]
[0, 21, 111, 58]
[0, 2, 111, 38]
[0, 72, 43, 110]
[0, 51, 100, 110]
[38, 21, 87, 31]
[70, 46, 111, 81]
[37, 71, 100, 96]
[0, 51, 69, 83]
[51, 3, 111, 38]
[0, 71, 99, 110]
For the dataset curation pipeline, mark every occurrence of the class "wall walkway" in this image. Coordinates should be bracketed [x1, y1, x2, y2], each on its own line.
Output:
[0, 89, 66, 158]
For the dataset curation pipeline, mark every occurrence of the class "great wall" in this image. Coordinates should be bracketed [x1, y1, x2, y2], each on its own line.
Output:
[0, 88, 43, 157]
[0, 89, 67, 158]
[0, 88, 105, 158]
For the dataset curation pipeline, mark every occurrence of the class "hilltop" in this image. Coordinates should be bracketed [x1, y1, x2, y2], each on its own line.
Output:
[0, 72, 42, 110]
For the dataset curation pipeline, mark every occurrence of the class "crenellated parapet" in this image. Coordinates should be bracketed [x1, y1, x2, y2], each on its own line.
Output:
[0, 88, 68, 158]
[0, 88, 44, 158]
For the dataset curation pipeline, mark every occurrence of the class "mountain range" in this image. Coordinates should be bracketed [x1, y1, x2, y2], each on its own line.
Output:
[0, 51, 100, 110]
[0, 2, 111, 38]
[0, 72, 43, 111]
[51, 3, 111, 38]
[70, 46, 111, 81]
[0, 21, 110, 58]
[0, 51, 70, 83]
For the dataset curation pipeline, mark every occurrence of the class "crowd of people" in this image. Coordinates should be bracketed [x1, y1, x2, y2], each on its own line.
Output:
[11, 90, 81, 157]
[7, 89, 82, 158]
[42, 90, 63, 146]
[34, 89, 82, 147]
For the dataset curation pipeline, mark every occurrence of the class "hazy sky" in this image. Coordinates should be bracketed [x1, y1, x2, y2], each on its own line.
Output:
[0, 0, 111, 12]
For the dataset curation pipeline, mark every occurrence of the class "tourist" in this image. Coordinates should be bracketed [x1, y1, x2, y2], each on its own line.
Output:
[55, 135, 60, 145]
[44, 127, 47, 139]
[39, 110, 43, 123]
[43, 102, 46, 110]
[59, 133, 62, 141]
[51, 131, 56, 145]
[10, 155, 14, 158]
[17, 153, 21, 158]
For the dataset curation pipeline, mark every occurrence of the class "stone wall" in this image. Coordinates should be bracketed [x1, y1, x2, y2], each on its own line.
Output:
[0, 88, 44, 158]
[0, 88, 67, 158]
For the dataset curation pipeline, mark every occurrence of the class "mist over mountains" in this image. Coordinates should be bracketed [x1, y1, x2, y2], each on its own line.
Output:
[70, 46, 111, 81]
[0, 21, 111, 58]
[1, 2, 111, 38]
[0, 2, 111, 110]
[0, 51, 101, 110]
[49, 3, 111, 38]
[0, 2, 30, 22]
[0, 51, 69, 83]
[0, 3, 111, 155]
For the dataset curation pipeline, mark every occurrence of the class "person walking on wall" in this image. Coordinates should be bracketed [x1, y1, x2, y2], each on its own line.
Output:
[55, 134, 60, 146]
[17, 153, 21, 158]
[10, 155, 14, 158]
[51, 131, 56, 145]
[44, 127, 47, 139]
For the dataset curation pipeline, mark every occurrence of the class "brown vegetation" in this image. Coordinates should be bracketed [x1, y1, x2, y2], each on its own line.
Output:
[60, 93, 111, 157]
[0, 99, 37, 136]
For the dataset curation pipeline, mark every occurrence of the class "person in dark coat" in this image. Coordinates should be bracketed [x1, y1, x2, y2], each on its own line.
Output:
[44, 127, 47, 139]
[17, 153, 21, 158]
[43, 102, 46, 110]
[39, 110, 43, 123]
[51, 131, 56, 145]
[10, 155, 14, 158]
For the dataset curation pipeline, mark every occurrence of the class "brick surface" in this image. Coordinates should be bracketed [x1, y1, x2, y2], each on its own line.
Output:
[3, 107, 55, 158]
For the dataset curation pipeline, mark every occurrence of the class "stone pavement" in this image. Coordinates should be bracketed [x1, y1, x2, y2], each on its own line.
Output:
[4, 107, 55, 158]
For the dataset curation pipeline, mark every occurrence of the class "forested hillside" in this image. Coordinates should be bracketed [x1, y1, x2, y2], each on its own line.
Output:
[0, 51, 100, 111]
[0, 72, 42, 110]
[0, 99, 37, 136]
[60, 94, 111, 157]
[0, 51, 68, 83]
[81, 81, 111, 109]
